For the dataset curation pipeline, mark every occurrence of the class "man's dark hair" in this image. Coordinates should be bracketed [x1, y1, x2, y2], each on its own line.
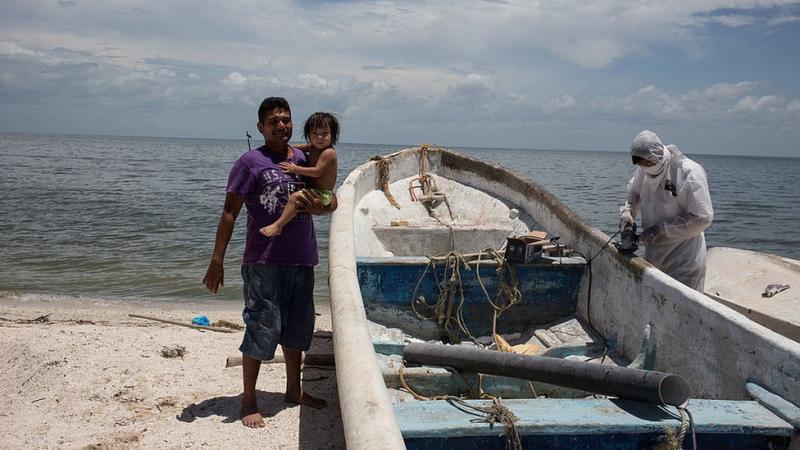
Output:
[303, 112, 340, 146]
[632, 155, 643, 165]
[258, 97, 291, 122]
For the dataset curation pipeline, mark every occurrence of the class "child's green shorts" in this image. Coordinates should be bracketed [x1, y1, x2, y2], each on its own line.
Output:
[313, 188, 333, 206]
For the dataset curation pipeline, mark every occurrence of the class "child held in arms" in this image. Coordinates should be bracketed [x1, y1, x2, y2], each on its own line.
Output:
[260, 112, 339, 237]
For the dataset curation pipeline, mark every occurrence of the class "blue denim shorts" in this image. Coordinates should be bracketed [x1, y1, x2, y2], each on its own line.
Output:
[239, 264, 315, 360]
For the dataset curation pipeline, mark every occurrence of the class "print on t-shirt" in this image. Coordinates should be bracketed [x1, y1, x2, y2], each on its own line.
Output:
[256, 168, 305, 215]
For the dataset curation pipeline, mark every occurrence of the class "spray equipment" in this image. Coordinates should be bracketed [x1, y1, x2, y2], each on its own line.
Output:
[614, 223, 640, 255]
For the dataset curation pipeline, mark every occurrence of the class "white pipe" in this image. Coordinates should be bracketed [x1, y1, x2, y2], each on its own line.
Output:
[329, 177, 405, 449]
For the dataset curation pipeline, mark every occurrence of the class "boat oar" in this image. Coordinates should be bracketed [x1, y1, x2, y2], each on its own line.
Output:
[403, 342, 690, 406]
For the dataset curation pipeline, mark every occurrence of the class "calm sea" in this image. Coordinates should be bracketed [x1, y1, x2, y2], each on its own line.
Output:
[1, 133, 798, 306]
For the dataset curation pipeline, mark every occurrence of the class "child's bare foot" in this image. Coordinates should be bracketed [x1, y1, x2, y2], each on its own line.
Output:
[241, 402, 265, 428]
[285, 391, 327, 409]
[259, 224, 282, 237]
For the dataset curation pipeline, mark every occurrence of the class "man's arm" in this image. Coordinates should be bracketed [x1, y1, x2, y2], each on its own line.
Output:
[280, 148, 337, 178]
[203, 192, 245, 293]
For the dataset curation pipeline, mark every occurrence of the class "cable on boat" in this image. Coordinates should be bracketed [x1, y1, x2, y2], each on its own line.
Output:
[570, 230, 621, 361]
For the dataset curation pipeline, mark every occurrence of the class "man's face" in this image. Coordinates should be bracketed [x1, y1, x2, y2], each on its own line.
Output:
[257, 108, 292, 150]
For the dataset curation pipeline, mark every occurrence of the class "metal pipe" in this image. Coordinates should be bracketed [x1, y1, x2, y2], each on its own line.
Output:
[403, 342, 690, 406]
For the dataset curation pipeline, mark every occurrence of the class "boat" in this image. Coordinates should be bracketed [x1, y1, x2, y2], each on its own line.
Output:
[705, 246, 800, 343]
[327, 146, 800, 449]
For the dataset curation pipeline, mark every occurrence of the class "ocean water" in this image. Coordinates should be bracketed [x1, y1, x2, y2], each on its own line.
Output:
[1, 133, 798, 305]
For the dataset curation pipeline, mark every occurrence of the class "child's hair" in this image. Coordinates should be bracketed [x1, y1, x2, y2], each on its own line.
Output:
[303, 112, 340, 146]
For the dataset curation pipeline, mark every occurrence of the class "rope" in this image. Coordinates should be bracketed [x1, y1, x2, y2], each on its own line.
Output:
[410, 251, 478, 344]
[476, 249, 522, 314]
[398, 366, 449, 401]
[411, 247, 524, 345]
[678, 405, 697, 450]
[446, 397, 523, 450]
[407, 145, 454, 220]
[475, 248, 523, 349]
[370, 155, 400, 209]
[659, 404, 697, 450]
[398, 367, 522, 449]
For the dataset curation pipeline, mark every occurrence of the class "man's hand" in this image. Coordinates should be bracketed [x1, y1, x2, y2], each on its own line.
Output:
[203, 259, 224, 294]
[279, 161, 299, 174]
[296, 189, 336, 215]
[619, 204, 634, 231]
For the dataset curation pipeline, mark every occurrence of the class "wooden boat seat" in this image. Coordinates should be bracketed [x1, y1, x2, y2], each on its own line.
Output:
[371, 224, 515, 256]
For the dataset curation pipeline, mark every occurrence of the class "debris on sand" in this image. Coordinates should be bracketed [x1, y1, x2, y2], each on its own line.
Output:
[160, 345, 186, 358]
[211, 319, 244, 330]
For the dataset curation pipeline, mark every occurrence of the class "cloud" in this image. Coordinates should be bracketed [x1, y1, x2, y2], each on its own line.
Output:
[767, 15, 800, 26]
[734, 95, 783, 112]
[0, 41, 37, 57]
[544, 94, 577, 113]
[1, 1, 800, 154]
[702, 15, 755, 27]
[222, 72, 250, 86]
[1, 0, 796, 71]
[1, 38, 797, 136]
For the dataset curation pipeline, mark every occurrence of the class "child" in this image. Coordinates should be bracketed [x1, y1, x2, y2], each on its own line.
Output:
[259, 112, 339, 237]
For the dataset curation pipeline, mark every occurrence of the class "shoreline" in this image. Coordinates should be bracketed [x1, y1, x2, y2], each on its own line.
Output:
[0, 291, 333, 312]
[0, 296, 345, 449]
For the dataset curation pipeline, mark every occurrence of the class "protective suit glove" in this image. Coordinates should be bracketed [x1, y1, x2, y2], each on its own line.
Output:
[619, 204, 634, 231]
[641, 224, 663, 245]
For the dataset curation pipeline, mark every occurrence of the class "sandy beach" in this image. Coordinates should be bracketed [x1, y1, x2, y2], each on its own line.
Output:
[0, 296, 345, 449]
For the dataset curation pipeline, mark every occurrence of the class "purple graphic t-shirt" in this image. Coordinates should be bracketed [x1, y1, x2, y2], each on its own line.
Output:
[226, 145, 318, 266]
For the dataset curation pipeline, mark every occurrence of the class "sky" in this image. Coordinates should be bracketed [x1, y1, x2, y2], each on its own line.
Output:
[1, 1, 800, 156]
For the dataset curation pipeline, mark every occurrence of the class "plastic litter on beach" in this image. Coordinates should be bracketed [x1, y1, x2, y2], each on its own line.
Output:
[191, 315, 210, 326]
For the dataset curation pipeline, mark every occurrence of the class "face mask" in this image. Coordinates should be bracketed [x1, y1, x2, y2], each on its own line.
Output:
[643, 146, 668, 176]
[644, 159, 665, 175]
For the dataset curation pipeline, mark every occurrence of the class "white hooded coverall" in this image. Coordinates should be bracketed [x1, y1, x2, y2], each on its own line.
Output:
[623, 131, 714, 291]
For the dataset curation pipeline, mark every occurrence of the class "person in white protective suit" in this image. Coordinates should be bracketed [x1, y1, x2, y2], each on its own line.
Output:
[619, 130, 714, 291]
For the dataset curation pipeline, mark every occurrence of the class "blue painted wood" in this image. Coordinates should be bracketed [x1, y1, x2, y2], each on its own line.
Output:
[357, 256, 586, 337]
[404, 432, 791, 450]
[372, 340, 406, 356]
[396, 398, 794, 449]
[746, 382, 800, 429]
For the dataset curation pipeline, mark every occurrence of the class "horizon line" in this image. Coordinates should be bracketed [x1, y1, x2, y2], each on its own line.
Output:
[1, 130, 796, 160]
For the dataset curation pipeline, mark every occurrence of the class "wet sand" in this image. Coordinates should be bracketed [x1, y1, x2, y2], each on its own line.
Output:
[0, 296, 345, 449]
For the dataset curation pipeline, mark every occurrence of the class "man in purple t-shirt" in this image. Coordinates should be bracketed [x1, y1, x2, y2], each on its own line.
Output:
[203, 97, 335, 428]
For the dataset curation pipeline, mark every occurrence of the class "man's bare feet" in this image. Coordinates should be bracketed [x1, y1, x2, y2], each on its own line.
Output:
[259, 224, 282, 237]
[241, 403, 265, 428]
[285, 391, 327, 409]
